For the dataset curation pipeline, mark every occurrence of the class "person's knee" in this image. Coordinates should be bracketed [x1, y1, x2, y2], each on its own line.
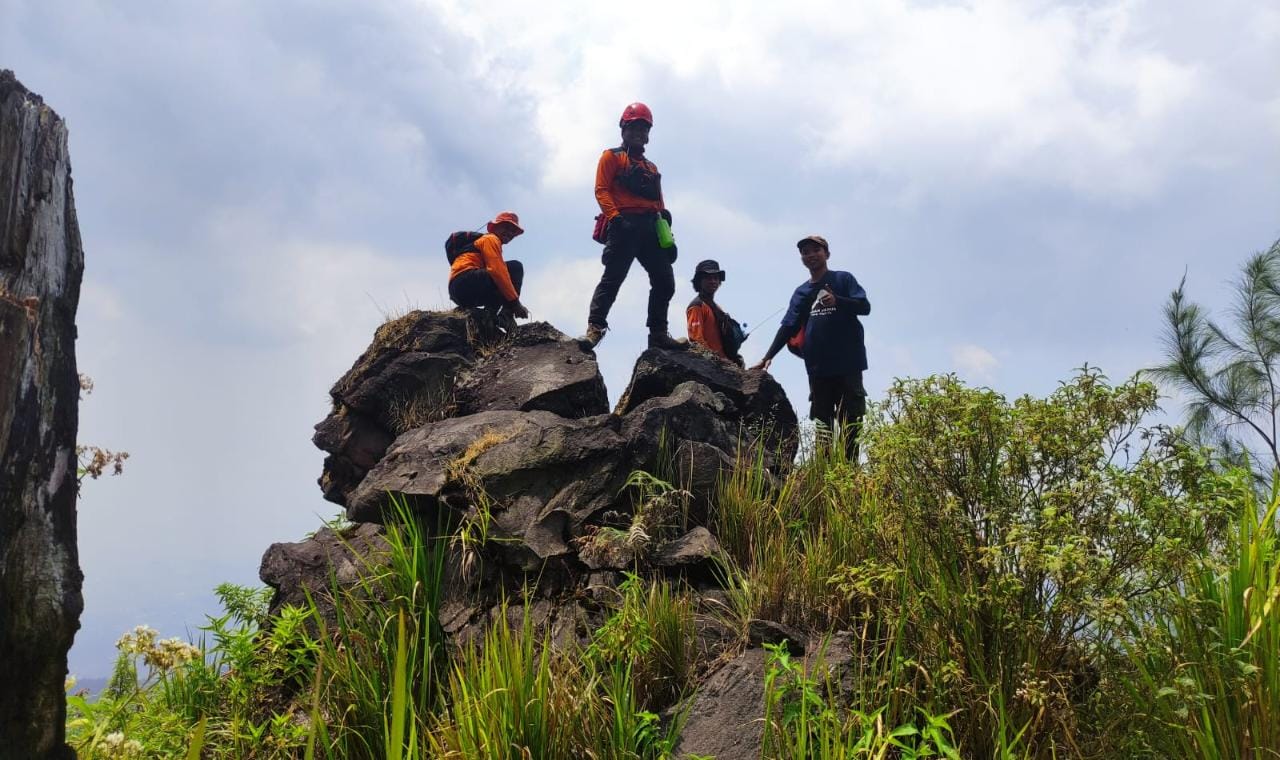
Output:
[652, 269, 675, 299]
[506, 260, 524, 292]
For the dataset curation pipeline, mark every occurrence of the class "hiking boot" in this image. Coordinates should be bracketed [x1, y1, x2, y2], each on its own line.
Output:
[495, 307, 518, 334]
[647, 331, 689, 351]
[579, 324, 607, 348]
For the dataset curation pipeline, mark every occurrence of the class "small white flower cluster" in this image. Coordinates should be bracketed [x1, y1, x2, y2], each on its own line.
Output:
[116, 625, 202, 671]
[99, 731, 144, 758]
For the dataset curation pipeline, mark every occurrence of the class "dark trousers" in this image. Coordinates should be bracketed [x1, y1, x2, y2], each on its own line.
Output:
[448, 260, 523, 309]
[809, 371, 866, 459]
[587, 212, 676, 332]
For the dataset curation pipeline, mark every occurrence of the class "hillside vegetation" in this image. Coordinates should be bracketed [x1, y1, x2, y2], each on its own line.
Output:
[65, 364, 1280, 759]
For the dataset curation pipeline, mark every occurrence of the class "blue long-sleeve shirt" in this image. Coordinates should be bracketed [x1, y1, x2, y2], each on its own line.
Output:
[778, 270, 870, 377]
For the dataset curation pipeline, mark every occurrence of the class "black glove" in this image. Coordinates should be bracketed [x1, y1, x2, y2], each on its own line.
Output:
[659, 208, 672, 225]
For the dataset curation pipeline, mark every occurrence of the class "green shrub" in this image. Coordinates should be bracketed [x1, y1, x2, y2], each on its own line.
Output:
[1126, 476, 1280, 758]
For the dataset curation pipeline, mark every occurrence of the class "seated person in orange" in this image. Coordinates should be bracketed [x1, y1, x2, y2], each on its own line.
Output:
[448, 211, 530, 325]
[686, 259, 744, 366]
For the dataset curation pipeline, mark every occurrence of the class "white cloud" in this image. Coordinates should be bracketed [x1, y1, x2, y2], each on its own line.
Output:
[202, 208, 450, 359]
[952, 343, 1000, 382]
[523, 255, 604, 329]
[417, 0, 1269, 202]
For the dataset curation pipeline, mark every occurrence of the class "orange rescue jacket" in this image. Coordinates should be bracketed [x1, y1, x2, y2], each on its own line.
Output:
[687, 299, 727, 358]
[595, 148, 664, 220]
[447, 233, 519, 303]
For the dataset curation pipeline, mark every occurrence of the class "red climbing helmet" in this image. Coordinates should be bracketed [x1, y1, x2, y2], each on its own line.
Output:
[619, 102, 654, 128]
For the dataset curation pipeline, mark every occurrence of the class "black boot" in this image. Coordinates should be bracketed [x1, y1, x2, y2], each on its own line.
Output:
[647, 331, 689, 351]
[495, 306, 517, 335]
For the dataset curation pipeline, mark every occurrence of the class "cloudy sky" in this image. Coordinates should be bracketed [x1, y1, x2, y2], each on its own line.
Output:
[4, 0, 1277, 677]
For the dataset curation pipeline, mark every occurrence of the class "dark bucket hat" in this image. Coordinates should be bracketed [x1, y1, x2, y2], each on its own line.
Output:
[692, 259, 726, 287]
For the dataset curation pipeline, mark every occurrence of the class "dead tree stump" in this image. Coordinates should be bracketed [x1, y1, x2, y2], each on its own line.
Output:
[0, 69, 85, 759]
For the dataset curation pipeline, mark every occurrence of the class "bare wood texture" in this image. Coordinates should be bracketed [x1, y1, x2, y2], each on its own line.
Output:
[0, 69, 84, 760]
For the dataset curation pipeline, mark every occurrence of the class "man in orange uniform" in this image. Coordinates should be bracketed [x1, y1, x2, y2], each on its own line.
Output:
[448, 211, 530, 328]
[686, 259, 743, 366]
[582, 102, 685, 350]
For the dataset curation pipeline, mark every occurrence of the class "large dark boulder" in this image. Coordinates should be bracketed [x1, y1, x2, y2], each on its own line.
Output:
[314, 314, 609, 506]
[673, 631, 856, 759]
[616, 348, 799, 465]
[259, 523, 390, 623]
[331, 310, 475, 425]
[314, 407, 396, 504]
[347, 382, 738, 565]
[454, 322, 609, 418]
[672, 648, 770, 759]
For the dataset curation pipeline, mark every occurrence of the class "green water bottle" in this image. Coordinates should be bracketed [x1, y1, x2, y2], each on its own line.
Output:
[656, 216, 675, 249]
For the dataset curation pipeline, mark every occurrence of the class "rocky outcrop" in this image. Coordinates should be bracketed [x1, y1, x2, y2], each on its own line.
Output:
[617, 348, 799, 467]
[0, 70, 84, 759]
[315, 314, 608, 505]
[260, 303, 809, 749]
[258, 524, 390, 626]
[454, 322, 609, 418]
[347, 382, 737, 560]
[304, 309, 799, 580]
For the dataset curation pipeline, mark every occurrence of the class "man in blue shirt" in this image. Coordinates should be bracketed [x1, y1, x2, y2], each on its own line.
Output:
[752, 235, 871, 458]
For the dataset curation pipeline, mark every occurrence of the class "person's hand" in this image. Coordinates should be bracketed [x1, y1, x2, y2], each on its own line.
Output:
[609, 214, 632, 235]
[817, 286, 836, 308]
[659, 208, 672, 226]
[751, 357, 772, 372]
[511, 301, 530, 319]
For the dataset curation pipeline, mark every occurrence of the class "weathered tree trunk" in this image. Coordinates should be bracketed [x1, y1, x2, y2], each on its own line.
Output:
[0, 70, 85, 759]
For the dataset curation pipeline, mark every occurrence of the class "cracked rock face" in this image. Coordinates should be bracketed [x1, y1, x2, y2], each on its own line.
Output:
[310, 310, 797, 572]
[269, 306, 801, 633]
[616, 347, 800, 468]
[314, 314, 609, 506]
[347, 382, 739, 561]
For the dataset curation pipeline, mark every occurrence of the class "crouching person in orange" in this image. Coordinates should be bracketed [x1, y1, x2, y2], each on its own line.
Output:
[448, 211, 530, 329]
[686, 259, 744, 366]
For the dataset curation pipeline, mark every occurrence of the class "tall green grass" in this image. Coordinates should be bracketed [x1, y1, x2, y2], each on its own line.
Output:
[306, 495, 447, 758]
[1128, 481, 1280, 758]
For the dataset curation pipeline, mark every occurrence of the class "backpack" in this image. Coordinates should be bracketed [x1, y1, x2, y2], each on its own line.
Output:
[691, 296, 746, 359]
[716, 307, 746, 358]
[445, 231, 484, 264]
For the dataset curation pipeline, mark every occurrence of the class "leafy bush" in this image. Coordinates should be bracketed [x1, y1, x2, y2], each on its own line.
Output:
[714, 368, 1239, 756]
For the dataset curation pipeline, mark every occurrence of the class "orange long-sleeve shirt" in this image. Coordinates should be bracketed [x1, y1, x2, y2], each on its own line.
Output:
[447, 233, 519, 303]
[687, 300, 727, 358]
[595, 148, 665, 220]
